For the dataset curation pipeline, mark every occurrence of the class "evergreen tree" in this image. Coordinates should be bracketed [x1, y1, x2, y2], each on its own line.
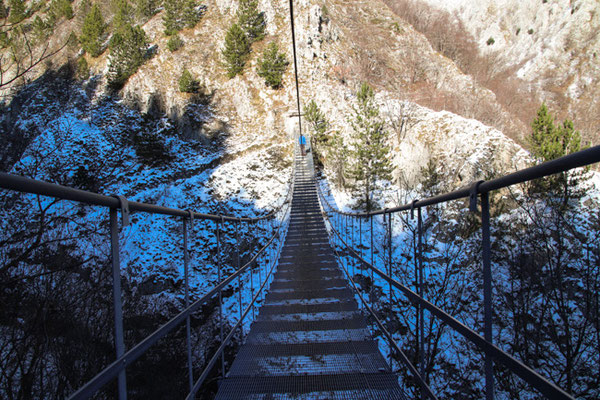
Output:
[163, 0, 199, 35]
[222, 23, 249, 78]
[80, 4, 106, 57]
[136, 0, 160, 20]
[48, 0, 74, 21]
[257, 41, 288, 89]
[162, 0, 179, 35]
[530, 103, 582, 162]
[304, 99, 329, 165]
[0, 1, 7, 19]
[499, 106, 596, 398]
[8, 0, 25, 24]
[178, 68, 198, 92]
[327, 131, 348, 189]
[107, 24, 148, 88]
[348, 82, 393, 211]
[112, 0, 133, 35]
[76, 56, 90, 79]
[32, 15, 49, 42]
[528, 103, 586, 205]
[181, 0, 199, 28]
[167, 34, 183, 51]
[237, 0, 265, 43]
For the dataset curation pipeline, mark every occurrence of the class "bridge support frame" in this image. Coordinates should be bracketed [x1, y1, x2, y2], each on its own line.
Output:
[481, 192, 494, 400]
[109, 208, 127, 400]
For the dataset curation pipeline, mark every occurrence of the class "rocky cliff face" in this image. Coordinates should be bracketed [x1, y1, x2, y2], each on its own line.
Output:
[2, 0, 546, 191]
[422, 0, 600, 144]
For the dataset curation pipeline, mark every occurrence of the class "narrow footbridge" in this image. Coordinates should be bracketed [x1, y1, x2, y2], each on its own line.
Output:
[215, 153, 405, 399]
[1, 145, 600, 400]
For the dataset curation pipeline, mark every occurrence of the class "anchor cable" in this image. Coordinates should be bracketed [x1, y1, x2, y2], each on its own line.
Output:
[288, 0, 303, 140]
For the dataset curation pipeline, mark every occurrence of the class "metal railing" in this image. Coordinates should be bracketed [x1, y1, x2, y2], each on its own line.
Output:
[0, 150, 296, 399]
[315, 145, 600, 400]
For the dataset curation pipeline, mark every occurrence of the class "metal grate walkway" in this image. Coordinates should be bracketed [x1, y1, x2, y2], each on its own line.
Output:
[215, 154, 406, 399]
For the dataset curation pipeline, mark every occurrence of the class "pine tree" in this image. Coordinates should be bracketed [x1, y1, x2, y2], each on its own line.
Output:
[328, 131, 348, 189]
[32, 15, 49, 42]
[182, 0, 200, 28]
[107, 24, 148, 88]
[162, 0, 179, 35]
[76, 56, 90, 79]
[8, 0, 25, 24]
[304, 99, 330, 165]
[112, 0, 133, 35]
[80, 4, 106, 57]
[348, 82, 393, 211]
[136, 0, 160, 20]
[178, 68, 198, 92]
[237, 0, 265, 43]
[528, 103, 586, 205]
[0, 1, 7, 19]
[163, 0, 199, 35]
[167, 34, 183, 52]
[48, 0, 74, 21]
[222, 23, 249, 78]
[257, 42, 288, 89]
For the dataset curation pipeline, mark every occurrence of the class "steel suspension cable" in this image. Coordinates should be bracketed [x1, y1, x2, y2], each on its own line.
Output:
[288, 0, 303, 140]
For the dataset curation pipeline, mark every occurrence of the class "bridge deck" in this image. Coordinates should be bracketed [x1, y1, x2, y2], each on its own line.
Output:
[215, 155, 405, 399]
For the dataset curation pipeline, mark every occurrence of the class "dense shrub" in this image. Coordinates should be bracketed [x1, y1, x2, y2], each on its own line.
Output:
[178, 68, 199, 93]
[167, 34, 184, 52]
[256, 42, 288, 88]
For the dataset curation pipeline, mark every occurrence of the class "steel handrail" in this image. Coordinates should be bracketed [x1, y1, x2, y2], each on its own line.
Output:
[0, 172, 285, 222]
[68, 231, 279, 399]
[187, 213, 290, 398]
[323, 212, 438, 400]
[315, 162, 580, 400]
[319, 197, 573, 399]
[0, 148, 297, 399]
[321, 145, 600, 217]
[185, 146, 297, 398]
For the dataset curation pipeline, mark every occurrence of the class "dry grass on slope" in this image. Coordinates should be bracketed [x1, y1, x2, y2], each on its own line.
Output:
[380, 0, 542, 144]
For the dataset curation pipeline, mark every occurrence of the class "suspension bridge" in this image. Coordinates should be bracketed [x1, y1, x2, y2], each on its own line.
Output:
[1, 0, 600, 397]
[1, 140, 600, 399]
[215, 149, 405, 399]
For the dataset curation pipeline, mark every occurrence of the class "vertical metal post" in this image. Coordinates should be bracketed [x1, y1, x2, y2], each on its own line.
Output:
[216, 219, 225, 378]
[359, 216, 362, 260]
[387, 211, 393, 370]
[236, 220, 243, 337]
[346, 215, 349, 272]
[413, 210, 419, 374]
[351, 215, 355, 248]
[343, 214, 346, 269]
[250, 244, 255, 321]
[370, 215, 374, 282]
[257, 222, 262, 302]
[183, 218, 193, 392]
[388, 212, 392, 309]
[337, 212, 340, 247]
[109, 208, 127, 400]
[481, 192, 494, 400]
[370, 215, 374, 308]
[351, 215, 355, 276]
[418, 207, 425, 399]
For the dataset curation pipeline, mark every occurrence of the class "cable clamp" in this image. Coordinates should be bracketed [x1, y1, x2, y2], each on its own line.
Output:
[112, 195, 130, 227]
[469, 180, 484, 213]
[410, 199, 418, 220]
[186, 210, 194, 230]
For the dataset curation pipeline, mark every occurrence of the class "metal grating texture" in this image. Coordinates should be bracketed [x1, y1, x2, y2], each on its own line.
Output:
[214, 154, 406, 400]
